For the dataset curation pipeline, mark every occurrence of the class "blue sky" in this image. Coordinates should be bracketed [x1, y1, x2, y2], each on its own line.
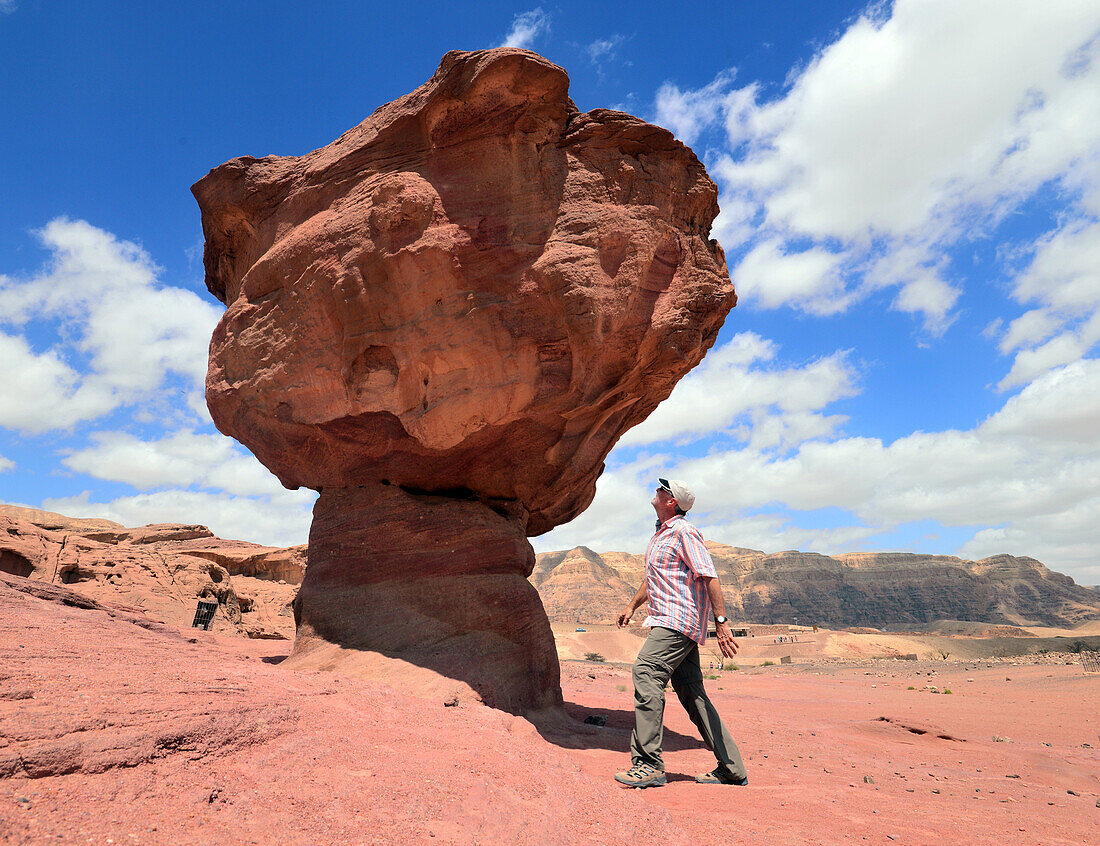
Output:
[2, 2, 1098, 584]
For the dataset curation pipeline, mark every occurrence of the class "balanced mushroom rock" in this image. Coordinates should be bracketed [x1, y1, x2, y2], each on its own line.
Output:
[193, 47, 736, 713]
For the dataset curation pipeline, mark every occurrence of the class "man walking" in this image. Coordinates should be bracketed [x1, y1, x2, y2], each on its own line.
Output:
[614, 478, 748, 788]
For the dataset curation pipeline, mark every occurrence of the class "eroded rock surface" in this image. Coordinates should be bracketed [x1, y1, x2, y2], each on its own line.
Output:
[194, 48, 735, 712]
[0, 505, 303, 639]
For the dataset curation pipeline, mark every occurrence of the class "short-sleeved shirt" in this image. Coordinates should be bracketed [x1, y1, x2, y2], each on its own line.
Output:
[642, 515, 717, 644]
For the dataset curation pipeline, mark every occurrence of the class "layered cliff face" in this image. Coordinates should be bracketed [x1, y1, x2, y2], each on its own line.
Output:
[528, 547, 638, 623]
[0, 505, 303, 639]
[532, 542, 1100, 628]
[193, 47, 735, 713]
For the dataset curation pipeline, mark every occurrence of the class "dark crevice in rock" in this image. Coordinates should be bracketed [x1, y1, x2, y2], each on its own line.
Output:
[0, 549, 33, 579]
[394, 483, 479, 502]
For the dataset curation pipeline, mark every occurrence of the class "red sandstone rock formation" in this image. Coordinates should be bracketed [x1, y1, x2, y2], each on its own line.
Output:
[0, 505, 302, 639]
[193, 48, 735, 712]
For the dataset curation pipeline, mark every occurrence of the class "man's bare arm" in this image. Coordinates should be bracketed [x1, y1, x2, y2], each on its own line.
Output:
[704, 576, 739, 658]
[617, 583, 648, 628]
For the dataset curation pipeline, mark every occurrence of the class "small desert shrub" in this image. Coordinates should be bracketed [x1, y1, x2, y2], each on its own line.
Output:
[936, 649, 951, 660]
[761, 660, 775, 667]
[907, 685, 916, 690]
[942, 689, 953, 694]
[724, 662, 740, 671]
[704, 673, 719, 680]
[616, 683, 626, 692]
[584, 652, 606, 663]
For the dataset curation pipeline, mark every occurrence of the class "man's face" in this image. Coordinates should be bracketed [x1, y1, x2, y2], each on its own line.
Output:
[652, 486, 675, 513]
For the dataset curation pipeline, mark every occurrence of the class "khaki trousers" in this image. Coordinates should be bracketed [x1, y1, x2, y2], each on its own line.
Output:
[630, 626, 747, 777]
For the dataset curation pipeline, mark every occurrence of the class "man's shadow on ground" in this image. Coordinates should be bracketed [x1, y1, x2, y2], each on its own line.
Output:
[533, 698, 709, 759]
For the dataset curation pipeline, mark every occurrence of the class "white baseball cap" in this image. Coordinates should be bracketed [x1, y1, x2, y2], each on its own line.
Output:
[658, 477, 696, 512]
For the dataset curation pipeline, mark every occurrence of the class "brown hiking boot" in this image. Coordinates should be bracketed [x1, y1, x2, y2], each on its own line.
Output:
[695, 765, 748, 785]
[614, 761, 667, 788]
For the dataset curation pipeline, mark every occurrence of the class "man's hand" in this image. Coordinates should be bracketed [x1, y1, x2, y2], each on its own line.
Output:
[715, 620, 739, 658]
[619, 584, 648, 628]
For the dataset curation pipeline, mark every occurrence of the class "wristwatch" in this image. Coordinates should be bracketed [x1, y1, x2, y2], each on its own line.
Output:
[714, 615, 728, 625]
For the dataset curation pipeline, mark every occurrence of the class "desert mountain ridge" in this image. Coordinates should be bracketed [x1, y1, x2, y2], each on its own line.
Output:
[533, 541, 1100, 629]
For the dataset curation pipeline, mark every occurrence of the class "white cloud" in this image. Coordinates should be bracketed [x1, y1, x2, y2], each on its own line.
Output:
[541, 357, 1100, 584]
[621, 332, 858, 447]
[890, 274, 959, 333]
[497, 8, 549, 49]
[0, 1, 16, 15]
[959, 504, 1100, 585]
[997, 219, 1100, 387]
[696, 513, 880, 559]
[0, 332, 115, 431]
[727, 2, 1100, 241]
[586, 34, 625, 66]
[984, 358, 1100, 444]
[41, 488, 316, 549]
[999, 309, 1061, 353]
[1012, 220, 1100, 314]
[731, 240, 851, 314]
[709, 193, 758, 251]
[861, 244, 961, 333]
[185, 389, 214, 425]
[0, 218, 315, 550]
[674, 357, 1100, 536]
[534, 453, 881, 558]
[62, 430, 288, 498]
[0, 218, 158, 321]
[654, 70, 737, 146]
[676, 1, 1100, 333]
[535, 453, 669, 554]
[0, 218, 221, 433]
[996, 324, 1098, 391]
[539, 333, 858, 553]
[0, 454, 13, 473]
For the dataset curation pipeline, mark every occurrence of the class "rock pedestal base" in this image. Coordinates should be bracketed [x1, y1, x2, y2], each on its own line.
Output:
[291, 485, 562, 714]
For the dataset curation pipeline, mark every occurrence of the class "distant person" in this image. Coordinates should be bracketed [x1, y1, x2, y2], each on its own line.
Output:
[614, 478, 748, 789]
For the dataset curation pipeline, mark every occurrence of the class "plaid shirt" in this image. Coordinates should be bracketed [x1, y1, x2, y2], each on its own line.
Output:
[642, 515, 717, 643]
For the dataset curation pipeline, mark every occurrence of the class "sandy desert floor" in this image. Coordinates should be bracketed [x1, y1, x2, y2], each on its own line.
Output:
[2, 578, 1098, 845]
[552, 621, 1100, 665]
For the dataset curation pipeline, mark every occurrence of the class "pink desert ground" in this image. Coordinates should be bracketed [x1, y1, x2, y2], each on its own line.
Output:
[2, 575, 1097, 845]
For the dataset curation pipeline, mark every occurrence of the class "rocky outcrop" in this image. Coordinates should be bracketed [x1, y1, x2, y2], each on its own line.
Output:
[0, 572, 298, 784]
[529, 546, 638, 623]
[534, 543, 1100, 628]
[0, 505, 303, 638]
[193, 48, 734, 712]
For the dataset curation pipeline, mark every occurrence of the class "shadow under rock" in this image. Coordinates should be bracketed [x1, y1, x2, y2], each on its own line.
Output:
[261, 655, 288, 665]
[529, 699, 707, 755]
